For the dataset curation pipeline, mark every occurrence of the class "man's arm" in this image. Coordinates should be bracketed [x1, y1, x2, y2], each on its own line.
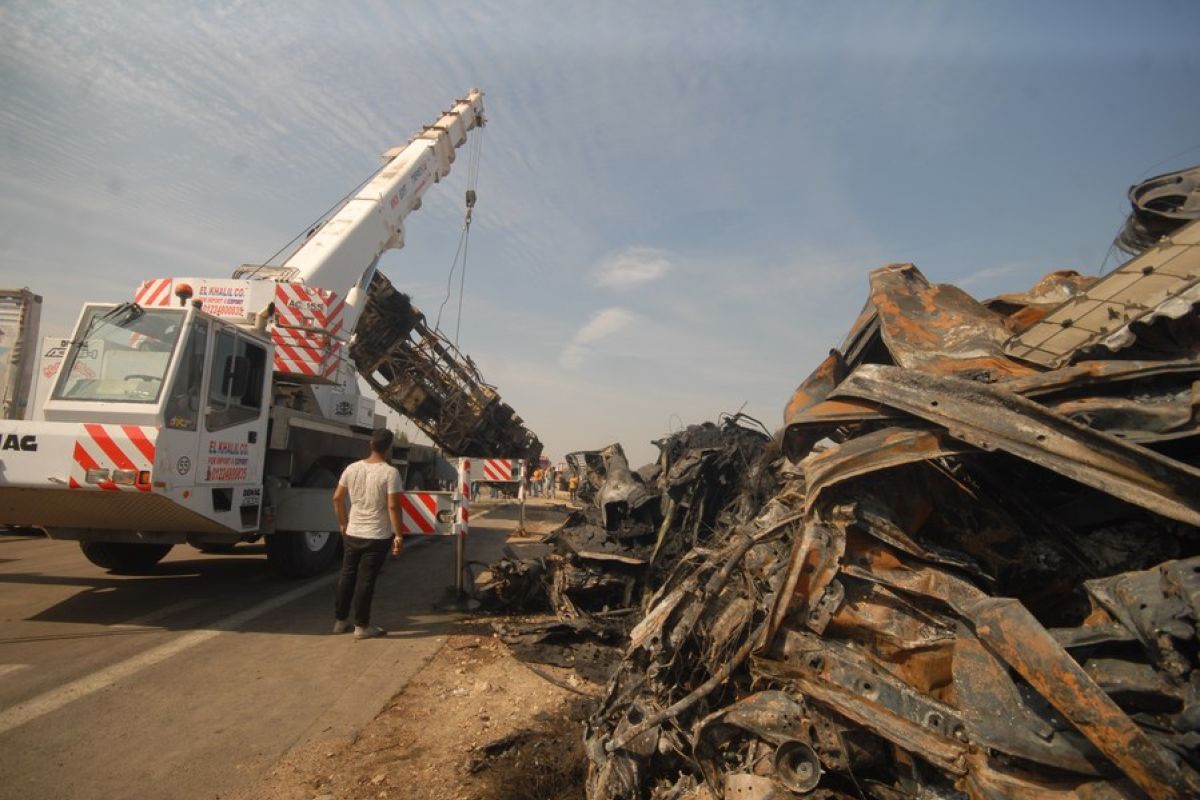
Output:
[333, 484, 349, 534]
[387, 492, 404, 554]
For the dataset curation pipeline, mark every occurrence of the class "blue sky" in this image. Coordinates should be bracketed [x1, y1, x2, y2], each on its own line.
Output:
[1, 1, 1197, 465]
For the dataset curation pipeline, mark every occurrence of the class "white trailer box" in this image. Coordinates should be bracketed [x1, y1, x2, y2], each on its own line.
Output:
[0, 289, 42, 420]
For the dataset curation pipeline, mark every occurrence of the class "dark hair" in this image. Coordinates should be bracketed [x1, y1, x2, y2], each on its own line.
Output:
[369, 428, 394, 455]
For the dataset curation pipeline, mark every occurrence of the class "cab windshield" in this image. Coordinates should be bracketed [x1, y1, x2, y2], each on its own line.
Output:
[53, 306, 185, 404]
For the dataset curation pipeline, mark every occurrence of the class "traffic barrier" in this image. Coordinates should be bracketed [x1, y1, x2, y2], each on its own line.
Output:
[398, 491, 453, 534]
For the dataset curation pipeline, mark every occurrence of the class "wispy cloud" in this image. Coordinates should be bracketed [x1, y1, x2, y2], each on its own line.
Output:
[559, 306, 638, 368]
[592, 247, 673, 289]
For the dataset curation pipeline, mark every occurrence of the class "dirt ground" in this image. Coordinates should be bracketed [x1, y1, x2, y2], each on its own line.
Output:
[230, 502, 594, 800]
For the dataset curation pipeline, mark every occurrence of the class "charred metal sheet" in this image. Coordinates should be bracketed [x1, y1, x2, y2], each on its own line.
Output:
[691, 691, 815, 792]
[1047, 394, 1200, 442]
[758, 630, 969, 776]
[495, 617, 625, 683]
[868, 263, 1035, 379]
[966, 596, 1199, 799]
[801, 427, 968, 512]
[833, 363, 1200, 526]
[1000, 355, 1200, 397]
[958, 749, 1144, 800]
[953, 630, 1109, 776]
[473, 555, 547, 612]
[595, 446, 657, 533]
[1005, 218, 1200, 368]
[1083, 556, 1200, 680]
[984, 269, 1098, 332]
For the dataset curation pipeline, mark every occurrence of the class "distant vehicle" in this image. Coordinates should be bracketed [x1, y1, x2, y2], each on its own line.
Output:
[0, 288, 42, 421]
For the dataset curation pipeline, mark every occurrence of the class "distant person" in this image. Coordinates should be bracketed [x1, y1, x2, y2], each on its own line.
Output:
[331, 428, 403, 639]
[545, 466, 556, 498]
[532, 466, 543, 497]
[568, 474, 579, 503]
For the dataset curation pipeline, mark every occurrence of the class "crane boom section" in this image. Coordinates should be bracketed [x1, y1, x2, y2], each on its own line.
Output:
[282, 89, 484, 335]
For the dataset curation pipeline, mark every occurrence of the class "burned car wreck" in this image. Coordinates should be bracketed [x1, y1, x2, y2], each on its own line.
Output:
[579, 168, 1200, 799]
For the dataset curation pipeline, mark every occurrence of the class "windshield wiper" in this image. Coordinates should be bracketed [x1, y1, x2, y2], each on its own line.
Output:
[72, 303, 145, 346]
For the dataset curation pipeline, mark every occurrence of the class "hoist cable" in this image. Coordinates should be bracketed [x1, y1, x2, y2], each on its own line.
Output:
[454, 217, 471, 348]
[453, 130, 483, 347]
[434, 224, 469, 332]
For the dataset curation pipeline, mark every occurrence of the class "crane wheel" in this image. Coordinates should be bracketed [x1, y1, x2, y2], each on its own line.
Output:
[266, 530, 341, 577]
[79, 541, 174, 574]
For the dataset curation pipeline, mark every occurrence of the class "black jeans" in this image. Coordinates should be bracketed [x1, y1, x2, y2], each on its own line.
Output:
[334, 535, 391, 626]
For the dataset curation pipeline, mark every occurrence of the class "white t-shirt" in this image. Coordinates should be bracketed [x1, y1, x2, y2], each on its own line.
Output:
[338, 460, 402, 540]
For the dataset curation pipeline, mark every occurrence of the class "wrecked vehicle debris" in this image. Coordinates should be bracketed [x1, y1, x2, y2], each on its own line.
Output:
[582, 171, 1200, 799]
[477, 419, 776, 682]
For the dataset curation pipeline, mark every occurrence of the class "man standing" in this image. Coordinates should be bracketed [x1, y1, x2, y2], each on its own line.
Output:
[332, 428, 403, 639]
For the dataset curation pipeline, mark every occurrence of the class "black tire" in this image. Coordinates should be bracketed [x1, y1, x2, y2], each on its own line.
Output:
[266, 530, 341, 577]
[80, 541, 174, 574]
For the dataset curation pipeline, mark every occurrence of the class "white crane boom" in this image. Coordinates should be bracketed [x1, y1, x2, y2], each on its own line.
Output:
[282, 89, 485, 337]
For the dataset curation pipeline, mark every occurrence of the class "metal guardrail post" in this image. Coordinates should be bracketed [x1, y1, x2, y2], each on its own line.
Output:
[453, 457, 470, 597]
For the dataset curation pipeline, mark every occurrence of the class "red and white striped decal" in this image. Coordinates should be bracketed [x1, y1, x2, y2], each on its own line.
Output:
[69, 424, 156, 492]
[134, 279, 173, 307]
[272, 283, 345, 379]
[481, 458, 515, 482]
[274, 283, 345, 335]
[398, 492, 448, 534]
[398, 492, 436, 533]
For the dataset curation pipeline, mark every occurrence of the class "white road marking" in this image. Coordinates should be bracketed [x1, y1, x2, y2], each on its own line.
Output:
[0, 572, 338, 736]
[0, 664, 30, 678]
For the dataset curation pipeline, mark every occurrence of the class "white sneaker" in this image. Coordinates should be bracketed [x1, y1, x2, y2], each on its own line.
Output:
[332, 619, 353, 634]
[354, 624, 387, 640]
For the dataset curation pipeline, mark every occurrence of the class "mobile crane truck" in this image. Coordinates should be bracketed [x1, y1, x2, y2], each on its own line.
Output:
[0, 89, 542, 576]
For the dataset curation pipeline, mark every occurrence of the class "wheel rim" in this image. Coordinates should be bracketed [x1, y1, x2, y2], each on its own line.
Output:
[303, 531, 331, 552]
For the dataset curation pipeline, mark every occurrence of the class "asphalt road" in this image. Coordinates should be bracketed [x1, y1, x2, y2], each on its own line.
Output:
[0, 513, 515, 800]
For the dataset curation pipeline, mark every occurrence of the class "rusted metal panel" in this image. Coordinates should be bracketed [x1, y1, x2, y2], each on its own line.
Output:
[758, 630, 969, 775]
[868, 263, 1035, 379]
[802, 427, 968, 512]
[834, 363, 1200, 526]
[967, 597, 1199, 799]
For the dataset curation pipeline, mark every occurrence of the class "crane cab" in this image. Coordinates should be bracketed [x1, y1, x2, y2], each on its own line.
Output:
[0, 301, 273, 541]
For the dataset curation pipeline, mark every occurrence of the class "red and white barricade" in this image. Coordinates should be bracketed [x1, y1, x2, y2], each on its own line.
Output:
[394, 458, 471, 538]
[480, 458, 516, 482]
[397, 491, 454, 534]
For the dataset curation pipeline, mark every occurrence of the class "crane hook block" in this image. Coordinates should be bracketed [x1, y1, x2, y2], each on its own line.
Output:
[465, 189, 477, 209]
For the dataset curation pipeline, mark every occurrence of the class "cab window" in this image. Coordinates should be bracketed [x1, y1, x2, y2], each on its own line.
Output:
[164, 321, 208, 431]
[206, 330, 266, 431]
